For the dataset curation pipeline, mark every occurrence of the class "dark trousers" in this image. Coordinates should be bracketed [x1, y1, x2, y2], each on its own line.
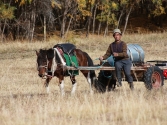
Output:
[114, 59, 133, 83]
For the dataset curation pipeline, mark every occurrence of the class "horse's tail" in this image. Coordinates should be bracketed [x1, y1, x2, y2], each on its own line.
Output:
[83, 52, 106, 92]
[83, 52, 96, 77]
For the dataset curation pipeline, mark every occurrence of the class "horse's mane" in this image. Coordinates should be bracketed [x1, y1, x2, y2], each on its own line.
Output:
[46, 49, 54, 60]
[46, 48, 61, 64]
[39, 49, 47, 60]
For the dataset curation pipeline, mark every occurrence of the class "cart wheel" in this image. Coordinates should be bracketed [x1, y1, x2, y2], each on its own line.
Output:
[143, 66, 164, 90]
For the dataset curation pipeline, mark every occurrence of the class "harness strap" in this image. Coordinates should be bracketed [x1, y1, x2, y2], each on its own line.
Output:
[128, 46, 134, 62]
[132, 46, 142, 62]
[54, 48, 66, 66]
[51, 49, 57, 77]
[65, 52, 79, 76]
[50, 48, 68, 77]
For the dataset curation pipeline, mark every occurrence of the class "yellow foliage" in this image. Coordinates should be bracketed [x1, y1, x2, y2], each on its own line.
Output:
[89, 0, 95, 5]
[81, 10, 92, 16]
[19, 0, 26, 6]
[152, 6, 166, 16]
[111, 2, 117, 10]
[14, 0, 32, 6]
[0, 3, 15, 20]
[77, 0, 92, 16]
[120, 0, 128, 5]
[51, 0, 61, 9]
[77, 0, 86, 9]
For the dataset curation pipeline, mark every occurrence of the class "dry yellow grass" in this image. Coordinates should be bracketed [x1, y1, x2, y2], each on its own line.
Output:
[0, 33, 167, 125]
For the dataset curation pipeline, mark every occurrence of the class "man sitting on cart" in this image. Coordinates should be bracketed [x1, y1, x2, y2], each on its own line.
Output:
[99, 29, 134, 90]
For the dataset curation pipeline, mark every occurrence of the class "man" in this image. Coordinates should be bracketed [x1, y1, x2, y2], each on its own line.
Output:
[99, 29, 134, 90]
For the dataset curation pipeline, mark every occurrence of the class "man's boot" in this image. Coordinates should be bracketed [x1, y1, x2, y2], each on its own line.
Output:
[116, 81, 122, 87]
[129, 82, 134, 90]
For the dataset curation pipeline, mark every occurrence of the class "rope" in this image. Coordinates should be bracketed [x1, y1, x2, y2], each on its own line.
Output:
[127, 46, 134, 62]
[67, 53, 78, 68]
[132, 45, 142, 62]
[94, 57, 113, 78]
[94, 58, 100, 61]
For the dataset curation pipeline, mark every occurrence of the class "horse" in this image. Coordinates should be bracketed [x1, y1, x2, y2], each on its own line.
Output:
[36, 43, 101, 95]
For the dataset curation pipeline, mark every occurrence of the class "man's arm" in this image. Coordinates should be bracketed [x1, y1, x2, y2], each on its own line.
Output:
[117, 42, 128, 57]
[103, 45, 112, 60]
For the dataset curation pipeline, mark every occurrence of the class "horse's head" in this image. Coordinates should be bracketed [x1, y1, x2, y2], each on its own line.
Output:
[36, 48, 63, 78]
[36, 49, 48, 78]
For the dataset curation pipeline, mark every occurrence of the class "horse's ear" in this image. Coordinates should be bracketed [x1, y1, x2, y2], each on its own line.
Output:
[35, 50, 39, 56]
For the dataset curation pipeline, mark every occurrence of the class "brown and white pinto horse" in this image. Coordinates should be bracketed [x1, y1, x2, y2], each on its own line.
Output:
[36, 44, 99, 95]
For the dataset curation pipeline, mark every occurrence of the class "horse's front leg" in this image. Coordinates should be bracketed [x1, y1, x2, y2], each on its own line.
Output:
[59, 77, 65, 96]
[44, 77, 52, 93]
[70, 76, 77, 95]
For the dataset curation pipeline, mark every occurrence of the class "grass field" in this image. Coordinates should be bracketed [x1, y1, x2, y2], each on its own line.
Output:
[0, 33, 167, 125]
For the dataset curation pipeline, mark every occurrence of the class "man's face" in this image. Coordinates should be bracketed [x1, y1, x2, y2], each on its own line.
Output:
[113, 33, 121, 41]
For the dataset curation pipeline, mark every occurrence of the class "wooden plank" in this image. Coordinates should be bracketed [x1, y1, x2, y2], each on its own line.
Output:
[64, 66, 149, 71]
[63, 66, 167, 71]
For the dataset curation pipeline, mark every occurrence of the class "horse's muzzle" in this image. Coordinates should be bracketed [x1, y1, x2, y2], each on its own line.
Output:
[38, 74, 44, 77]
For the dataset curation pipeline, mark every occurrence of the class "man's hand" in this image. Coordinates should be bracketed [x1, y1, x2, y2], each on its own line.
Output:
[99, 56, 103, 61]
[113, 52, 118, 57]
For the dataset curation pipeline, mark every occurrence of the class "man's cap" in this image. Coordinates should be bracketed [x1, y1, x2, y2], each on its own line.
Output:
[113, 29, 122, 35]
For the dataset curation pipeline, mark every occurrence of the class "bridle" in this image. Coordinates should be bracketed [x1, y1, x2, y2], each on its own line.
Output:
[37, 63, 48, 79]
[37, 53, 52, 79]
[37, 65, 48, 71]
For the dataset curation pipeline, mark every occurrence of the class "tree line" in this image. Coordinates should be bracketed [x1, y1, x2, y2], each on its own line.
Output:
[0, 0, 167, 42]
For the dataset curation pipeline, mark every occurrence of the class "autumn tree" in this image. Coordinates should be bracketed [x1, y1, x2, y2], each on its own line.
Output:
[149, 0, 166, 27]
[0, 0, 167, 41]
[0, 1, 15, 42]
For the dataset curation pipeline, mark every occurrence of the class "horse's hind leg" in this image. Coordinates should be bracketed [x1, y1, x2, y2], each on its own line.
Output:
[58, 77, 65, 96]
[44, 77, 52, 93]
[70, 76, 77, 95]
[82, 71, 94, 94]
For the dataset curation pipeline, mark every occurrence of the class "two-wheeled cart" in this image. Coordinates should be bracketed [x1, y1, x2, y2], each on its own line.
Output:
[65, 44, 167, 90]
[65, 60, 167, 90]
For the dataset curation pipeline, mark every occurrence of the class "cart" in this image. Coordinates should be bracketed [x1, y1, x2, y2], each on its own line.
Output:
[64, 43, 167, 90]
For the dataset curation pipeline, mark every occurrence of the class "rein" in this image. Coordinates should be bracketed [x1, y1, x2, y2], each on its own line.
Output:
[93, 57, 113, 78]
